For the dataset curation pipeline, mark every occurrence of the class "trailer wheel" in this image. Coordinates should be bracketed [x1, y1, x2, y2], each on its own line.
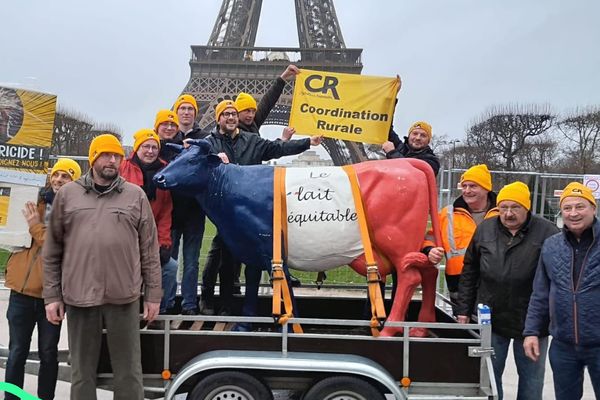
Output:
[303, 376, 385, 400]
[188, 371, 273, 400]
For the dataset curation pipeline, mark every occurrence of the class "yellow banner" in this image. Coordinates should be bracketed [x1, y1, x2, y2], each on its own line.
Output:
[0, 87, 56, 179]
[289, 69, 399, 144]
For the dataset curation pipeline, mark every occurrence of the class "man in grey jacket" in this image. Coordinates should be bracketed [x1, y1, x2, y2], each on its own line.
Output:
[43, 134, 162, 400]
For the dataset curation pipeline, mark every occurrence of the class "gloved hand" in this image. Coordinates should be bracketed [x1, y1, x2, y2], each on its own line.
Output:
[159, 246, 171, 266]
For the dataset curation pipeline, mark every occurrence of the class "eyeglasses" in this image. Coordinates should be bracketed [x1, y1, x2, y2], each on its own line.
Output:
[498, 205, 524, 213]
[221, 111, 238, 118]
[140, 144, 159, 152]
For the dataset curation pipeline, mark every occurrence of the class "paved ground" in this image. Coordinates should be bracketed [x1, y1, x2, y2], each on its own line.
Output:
[0, 287, 595, 399]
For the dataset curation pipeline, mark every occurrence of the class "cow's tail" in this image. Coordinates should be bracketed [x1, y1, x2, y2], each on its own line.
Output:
[406, 159, 442, 246]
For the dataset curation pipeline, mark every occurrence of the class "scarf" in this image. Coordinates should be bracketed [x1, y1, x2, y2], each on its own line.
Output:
[131, 153, 163, 201]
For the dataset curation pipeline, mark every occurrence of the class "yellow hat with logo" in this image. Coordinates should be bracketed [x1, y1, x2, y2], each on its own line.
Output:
[560, 182, 596, 207]
[173, 94, 198, 114]
[235, 92, 257, 112]
[215, 100, 237, 120]
[154, 110, 179, 131]
[133, 129, 161, 153]
[460, 164, 492, 192]
[408, 121, 432, 140]
[51, 158, 81, 181]
[88, 134, 125, 166]
[497, 181, 531, 211]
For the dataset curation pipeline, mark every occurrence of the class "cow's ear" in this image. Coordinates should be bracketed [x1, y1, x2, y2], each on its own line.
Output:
[207, 153, 222, 166]
[187, 139, 212, 155]
[165, 143, 184, 153]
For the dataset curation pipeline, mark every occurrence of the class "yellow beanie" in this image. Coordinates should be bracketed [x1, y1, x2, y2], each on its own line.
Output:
[154, 109, 179, 131]
[460, 164, 492, 192]
[497, 181, 531, 211]
[215, 100, 237, 120]
[133, 129, 160, 153]
[235, 92, 257, 112]
[51, 158, 81, 181]
[88, 134, 125, 165]
[173, 94, 198, 115]
[408, 121, 432, 140]
[560, 182, 596, 207]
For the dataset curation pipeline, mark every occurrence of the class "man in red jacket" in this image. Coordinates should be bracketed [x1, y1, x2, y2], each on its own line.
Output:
[120, 129, 176, 316]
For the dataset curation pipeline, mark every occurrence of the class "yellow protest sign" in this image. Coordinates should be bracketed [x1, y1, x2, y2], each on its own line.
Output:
[289, 69, 399, 144]
[0, 87, 57, 185]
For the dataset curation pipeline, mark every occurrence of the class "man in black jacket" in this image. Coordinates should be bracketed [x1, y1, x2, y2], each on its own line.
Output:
[382, 121, 440, 176]
[456, 181, 558, 400]
[199, 100, 322, 315]
[157, 101, 209, 315]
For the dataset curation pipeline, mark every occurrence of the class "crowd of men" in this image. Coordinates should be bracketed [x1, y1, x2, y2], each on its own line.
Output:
[2, 64, 599, 400]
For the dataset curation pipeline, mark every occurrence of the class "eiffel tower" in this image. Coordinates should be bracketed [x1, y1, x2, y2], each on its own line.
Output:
[181, 0, 372, 165]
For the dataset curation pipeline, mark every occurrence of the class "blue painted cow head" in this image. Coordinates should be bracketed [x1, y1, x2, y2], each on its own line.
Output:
[153, 139, 221, 193]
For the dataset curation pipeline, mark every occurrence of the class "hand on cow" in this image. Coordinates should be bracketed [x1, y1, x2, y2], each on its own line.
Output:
[428, 247, 444, 265]
[457, 315, 470, 324]
[45, 301, 65, 325]
[382, 141, 395, 153]
[217, 152, 230, 164]
[310, 135, 323, 146]
[143, 302, 160, 322]
[281, 127, 295, 141]
[281, 64, 300, 81]
[523, 336, 541, 362]
[183, 139, 192, 149]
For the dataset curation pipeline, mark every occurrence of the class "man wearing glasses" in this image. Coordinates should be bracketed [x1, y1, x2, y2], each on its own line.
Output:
[198, 100, 322, 316]
[455, 181, 558, 399]
[120, 129, 175, 321]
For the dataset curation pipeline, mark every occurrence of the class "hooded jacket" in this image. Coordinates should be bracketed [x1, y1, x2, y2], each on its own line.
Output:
[42, 171, 162, 306]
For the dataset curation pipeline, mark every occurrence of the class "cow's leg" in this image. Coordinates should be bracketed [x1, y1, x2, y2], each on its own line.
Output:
[234, 265, 262, 332]
[380, 252, 429, 337]
[412, 266, 438, 337]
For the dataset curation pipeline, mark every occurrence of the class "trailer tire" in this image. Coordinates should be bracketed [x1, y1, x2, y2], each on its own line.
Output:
[188, 371, 273, 400]
[303, 376, 385, 400]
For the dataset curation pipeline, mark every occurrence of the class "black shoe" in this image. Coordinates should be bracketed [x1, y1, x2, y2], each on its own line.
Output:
[163, 307, 179, 315]
[199, 299, 215, 316]
[181, 308, 198, 316]
[289, 274, 302, 288]
[218, 307, 232, 316]
[147, 320, 165, 330]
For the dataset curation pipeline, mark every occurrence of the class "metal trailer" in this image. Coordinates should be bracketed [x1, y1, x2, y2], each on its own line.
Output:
[113, 293, 496, 399]
[1, 294, 497, 400]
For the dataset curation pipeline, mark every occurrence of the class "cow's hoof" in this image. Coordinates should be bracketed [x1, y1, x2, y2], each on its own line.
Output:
[409, 327, 429, 337]
[232, 322, 252, 332]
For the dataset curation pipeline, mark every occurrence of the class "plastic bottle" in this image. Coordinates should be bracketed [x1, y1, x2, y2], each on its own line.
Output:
[477, 303, 491, 325]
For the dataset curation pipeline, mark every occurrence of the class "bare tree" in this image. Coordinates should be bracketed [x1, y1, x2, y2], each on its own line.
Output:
[52, 108, 94, 156]
[465, 104, 555, 171]
[557, 107, 600, 174]
[516, 132, 560, 172]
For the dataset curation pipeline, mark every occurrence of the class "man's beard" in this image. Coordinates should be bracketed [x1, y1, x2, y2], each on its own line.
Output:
[95, 165, 118, 181]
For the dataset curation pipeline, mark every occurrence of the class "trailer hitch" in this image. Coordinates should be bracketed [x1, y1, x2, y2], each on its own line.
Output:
[468, 346, 495, 357]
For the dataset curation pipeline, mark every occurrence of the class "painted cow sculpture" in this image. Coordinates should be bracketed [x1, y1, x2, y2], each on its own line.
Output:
[154, 140, 441, 336]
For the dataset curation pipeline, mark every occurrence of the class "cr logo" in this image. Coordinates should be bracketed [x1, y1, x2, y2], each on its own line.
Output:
[304, 74, 340, 100]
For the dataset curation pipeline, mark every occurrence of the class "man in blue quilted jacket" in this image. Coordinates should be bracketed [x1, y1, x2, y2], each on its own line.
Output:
[523, 182, 600, 400]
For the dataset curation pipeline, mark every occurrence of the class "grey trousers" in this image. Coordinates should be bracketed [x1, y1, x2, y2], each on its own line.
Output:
[66, 301, 143, 400]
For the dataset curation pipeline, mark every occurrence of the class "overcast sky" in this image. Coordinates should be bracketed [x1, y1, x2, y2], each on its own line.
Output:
[2, 0, 599, 152]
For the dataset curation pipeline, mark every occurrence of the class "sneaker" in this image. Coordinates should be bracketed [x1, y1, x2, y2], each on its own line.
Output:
[199, 299, 215, 316]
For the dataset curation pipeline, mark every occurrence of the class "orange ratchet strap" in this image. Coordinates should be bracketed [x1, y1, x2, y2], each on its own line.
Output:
[342, 165, 386, 336]
[272, 167, 303, 334]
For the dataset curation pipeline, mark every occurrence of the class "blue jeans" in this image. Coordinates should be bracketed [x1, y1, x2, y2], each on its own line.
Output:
[491, 332, 547, 400]
[160, 257, 178, 313]
[549, 338, 600, 400]
[5, 291, 61, 400]
[171, 227, 204, 311]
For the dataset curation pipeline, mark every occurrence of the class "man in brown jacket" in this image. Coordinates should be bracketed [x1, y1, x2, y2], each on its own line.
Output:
[4, 158, 80, 400]
[42, 134, 162, 400]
